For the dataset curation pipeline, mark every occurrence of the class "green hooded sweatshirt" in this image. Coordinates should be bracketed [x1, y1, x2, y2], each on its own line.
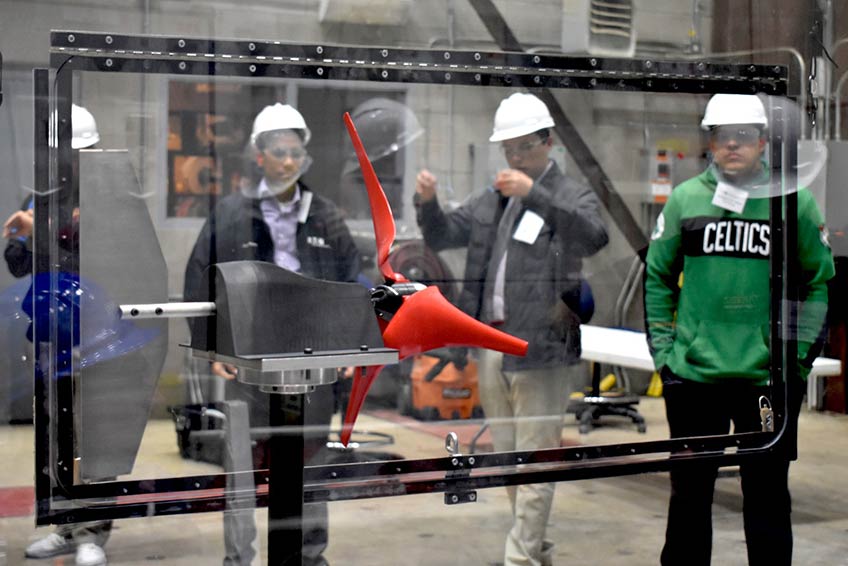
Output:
[645, 167, 834, 385]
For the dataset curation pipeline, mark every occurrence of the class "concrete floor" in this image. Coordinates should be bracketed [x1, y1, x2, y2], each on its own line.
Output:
[2, 397, 848, 565]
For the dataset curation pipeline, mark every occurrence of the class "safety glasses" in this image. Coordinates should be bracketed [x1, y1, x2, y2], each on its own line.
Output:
[501, 138, 545, 158]
[711, 126, 762, 145]
[265, 147, 307, 160]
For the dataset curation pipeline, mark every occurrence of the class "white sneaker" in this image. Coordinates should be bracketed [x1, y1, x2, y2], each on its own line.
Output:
[25, 532, 74, 558]
[75, 543, 107, 566]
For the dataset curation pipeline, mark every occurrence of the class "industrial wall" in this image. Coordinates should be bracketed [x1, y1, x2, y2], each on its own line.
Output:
[11, 0, 833, 410]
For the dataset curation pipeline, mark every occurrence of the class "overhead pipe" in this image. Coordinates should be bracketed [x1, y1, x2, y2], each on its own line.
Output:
[828, 37, 848, 140]
[835, 69, 848, 140]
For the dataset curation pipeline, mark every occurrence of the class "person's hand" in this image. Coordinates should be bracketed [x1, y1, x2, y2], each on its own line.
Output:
[3, 209, 34, 239]
[494, 169, 533, 198]
[340, 366, 357, 379]
[415, 169, 438, 203]
[211, 361, 238, 380]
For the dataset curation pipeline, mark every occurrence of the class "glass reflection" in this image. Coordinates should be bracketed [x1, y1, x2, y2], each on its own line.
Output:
[56, 79, 833, 489]
[18, 36, 837, 554]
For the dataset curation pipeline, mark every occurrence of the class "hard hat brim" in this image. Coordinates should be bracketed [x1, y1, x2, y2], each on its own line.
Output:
[489, 118, 554, 142]
[72, 132, 100, 149]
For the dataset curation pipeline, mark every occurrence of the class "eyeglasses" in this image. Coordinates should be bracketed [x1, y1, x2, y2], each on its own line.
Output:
[501, 138, 545, 158]
[711, 126, 762, 145]
[265, 147, 307, 160]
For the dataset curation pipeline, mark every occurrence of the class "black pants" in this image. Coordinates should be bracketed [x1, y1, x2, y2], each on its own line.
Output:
[660, 370, 804, 566]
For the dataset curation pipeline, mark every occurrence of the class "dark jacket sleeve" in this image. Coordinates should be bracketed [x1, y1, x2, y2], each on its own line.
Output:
[326, 204, 361, 283]
[183, 215, 216, 302]
[4, 239, 32, 278]
[4, 197, 34, 278]
[523, 175, 609, 258]
[415, 195, 475, 252]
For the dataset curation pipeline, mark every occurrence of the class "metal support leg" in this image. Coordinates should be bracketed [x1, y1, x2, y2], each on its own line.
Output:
[268, 394, 305, 566]
[223, 401, 257, 566]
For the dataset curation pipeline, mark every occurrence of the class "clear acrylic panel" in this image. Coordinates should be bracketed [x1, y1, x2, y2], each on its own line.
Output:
[0, 1, 844, 564]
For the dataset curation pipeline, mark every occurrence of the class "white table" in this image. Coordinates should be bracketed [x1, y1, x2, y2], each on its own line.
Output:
[579, 325, 841, 410]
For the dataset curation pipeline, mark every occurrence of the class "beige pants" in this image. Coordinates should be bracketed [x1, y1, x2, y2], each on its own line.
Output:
[477, 349, 583, 566]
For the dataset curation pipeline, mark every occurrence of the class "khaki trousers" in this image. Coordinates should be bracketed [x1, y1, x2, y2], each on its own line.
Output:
[477, 349, 583, 566]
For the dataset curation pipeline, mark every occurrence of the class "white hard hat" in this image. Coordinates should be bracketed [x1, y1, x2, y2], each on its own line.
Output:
[251, 103, 311, 146]
[72, 104, 100, 149]
[700, 94, 767, 130]
[489, 93, 555, 142]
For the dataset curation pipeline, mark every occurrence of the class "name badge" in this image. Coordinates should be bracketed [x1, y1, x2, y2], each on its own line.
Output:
[712, 182, 748, 214]
[513, 210, 544, 245]
[297, 190, 313, 224]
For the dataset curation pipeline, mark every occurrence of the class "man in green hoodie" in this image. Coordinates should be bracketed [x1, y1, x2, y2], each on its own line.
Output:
[645, 93, 834, 566]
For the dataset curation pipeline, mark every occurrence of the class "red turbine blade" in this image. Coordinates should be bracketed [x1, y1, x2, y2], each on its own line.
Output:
[340, 365, 383, 446]
[339, 288, 528, 445]
[382, 286, 528, 359]
[343, 112, 397, 282]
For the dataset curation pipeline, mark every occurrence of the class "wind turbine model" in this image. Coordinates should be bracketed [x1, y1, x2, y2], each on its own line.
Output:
[340, 112, 527, 445]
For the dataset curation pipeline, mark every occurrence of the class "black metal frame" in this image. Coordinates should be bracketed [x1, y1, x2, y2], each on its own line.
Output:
[36, 30, 799, 527]
[49, 30, 787, 93]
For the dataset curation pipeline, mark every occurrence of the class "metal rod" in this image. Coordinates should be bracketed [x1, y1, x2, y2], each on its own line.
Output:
[835, 70, 848, 140]
[32, 67, 51, 521]
[827, 37, 848, 139]
[822, 1, 834, 140]
[268, 394, 304, 565]
[119, 301, 216, 319]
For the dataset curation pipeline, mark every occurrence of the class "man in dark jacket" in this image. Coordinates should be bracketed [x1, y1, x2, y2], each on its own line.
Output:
[184, 103, 359, 566]
[415, 92, 608, 566]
